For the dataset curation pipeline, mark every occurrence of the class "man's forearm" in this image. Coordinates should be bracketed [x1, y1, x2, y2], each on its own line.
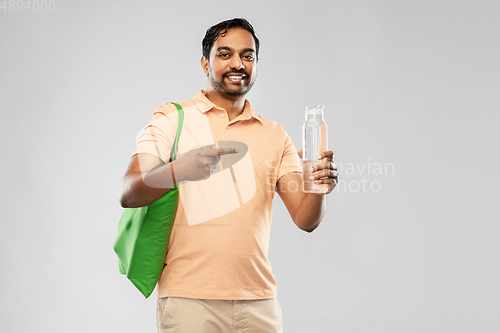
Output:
[120, 162, 177, 208]
[294, 193, 326, 232]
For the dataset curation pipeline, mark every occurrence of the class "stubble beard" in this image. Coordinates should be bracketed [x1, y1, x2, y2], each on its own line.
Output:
[209, 68, 255, 97]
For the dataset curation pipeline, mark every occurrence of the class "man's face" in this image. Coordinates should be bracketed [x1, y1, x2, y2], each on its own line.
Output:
[202, 28, 257, 97]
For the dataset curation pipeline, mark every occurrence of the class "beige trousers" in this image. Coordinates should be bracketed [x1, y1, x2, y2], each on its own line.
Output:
[157, 297, 283, 333]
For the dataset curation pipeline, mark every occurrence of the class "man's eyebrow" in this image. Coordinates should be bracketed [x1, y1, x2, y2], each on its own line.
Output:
[216, 46, 233, 52]
[216, 46, 255, 54]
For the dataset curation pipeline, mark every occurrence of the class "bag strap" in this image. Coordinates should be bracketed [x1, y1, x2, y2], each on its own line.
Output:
[169, 102, 184, 162]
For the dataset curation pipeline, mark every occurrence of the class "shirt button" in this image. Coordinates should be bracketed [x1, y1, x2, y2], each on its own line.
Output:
[221, 113, 225, 118]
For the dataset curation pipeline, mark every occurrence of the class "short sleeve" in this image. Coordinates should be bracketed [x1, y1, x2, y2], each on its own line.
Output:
[132, 107, 177, 164]
[277, 131, 302, 181]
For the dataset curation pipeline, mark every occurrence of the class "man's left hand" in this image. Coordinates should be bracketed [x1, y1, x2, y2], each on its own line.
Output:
[297, 149, 338, 194]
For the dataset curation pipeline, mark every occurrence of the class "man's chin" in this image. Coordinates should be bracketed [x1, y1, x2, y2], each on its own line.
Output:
[224, 89, 247, 97]
[221, 85, 251, 97]
[210, 76, 254, 97]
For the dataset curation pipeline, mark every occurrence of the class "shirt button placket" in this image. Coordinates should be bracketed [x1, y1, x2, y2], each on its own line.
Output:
[221, 113, 229, 130]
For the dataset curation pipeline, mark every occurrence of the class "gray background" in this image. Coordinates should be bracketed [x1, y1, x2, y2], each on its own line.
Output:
[1, 0, 499, 332]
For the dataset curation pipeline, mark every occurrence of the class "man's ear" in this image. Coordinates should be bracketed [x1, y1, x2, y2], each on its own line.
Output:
[201, 56, 209, 76]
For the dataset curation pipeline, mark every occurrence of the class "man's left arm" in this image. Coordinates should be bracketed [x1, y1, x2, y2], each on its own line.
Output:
[276, 150, 338, 233]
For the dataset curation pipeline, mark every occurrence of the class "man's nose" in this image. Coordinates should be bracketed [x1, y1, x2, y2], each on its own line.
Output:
[229, 56, 244, 70]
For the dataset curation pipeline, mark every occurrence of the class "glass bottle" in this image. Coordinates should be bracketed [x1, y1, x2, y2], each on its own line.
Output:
[302, 105, 328, 193]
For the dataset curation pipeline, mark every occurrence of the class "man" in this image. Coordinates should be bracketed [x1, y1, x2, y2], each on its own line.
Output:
[120, 18, 338, 333]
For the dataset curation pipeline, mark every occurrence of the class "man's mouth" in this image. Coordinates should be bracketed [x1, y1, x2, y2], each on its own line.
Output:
[225, 74, 246, 83]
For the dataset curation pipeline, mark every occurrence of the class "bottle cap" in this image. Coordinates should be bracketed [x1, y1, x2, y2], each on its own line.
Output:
[304, 105, 324, 115]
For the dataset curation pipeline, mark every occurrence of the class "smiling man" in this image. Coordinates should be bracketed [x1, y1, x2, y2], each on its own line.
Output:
[201, 22, 258, 120]
[203, 32, 256, 98]
[120, 18, 338, 333]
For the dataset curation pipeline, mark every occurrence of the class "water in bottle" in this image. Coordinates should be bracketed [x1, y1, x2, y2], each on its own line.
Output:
[302, 105, 328, 193]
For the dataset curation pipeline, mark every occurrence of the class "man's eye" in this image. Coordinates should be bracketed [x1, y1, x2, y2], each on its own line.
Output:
[244, 55, 254, 60]
[219, 53, 229, 58]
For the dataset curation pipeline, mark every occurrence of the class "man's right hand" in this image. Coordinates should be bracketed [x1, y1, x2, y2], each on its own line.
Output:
[172, 145, 240, 183]
[120, 145, 239, 208]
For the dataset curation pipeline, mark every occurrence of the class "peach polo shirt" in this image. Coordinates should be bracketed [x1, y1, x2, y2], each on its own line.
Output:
[132, 90, 302, 300]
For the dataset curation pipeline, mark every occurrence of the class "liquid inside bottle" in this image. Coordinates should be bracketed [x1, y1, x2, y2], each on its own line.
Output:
[302, 105, 328, 193]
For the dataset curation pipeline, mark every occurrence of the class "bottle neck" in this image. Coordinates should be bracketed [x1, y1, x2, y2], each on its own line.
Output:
[305, 113, 324, 122]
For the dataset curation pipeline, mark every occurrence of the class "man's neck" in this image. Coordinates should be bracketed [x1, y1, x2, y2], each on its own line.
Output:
[205, 89, 246, 122]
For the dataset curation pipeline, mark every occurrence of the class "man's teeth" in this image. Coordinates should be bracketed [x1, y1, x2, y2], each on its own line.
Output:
[227, 76, 243, 79]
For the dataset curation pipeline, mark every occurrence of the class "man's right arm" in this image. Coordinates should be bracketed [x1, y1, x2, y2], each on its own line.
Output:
[119, 153, 174, 208]
[119, 147, 239, 208]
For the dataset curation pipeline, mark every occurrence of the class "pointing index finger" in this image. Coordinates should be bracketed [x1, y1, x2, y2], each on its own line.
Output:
[203, 148, 240, 157]
[218, 148, 240, 155]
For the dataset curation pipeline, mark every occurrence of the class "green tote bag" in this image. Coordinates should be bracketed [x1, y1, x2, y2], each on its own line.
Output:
[113, 102, 184, 299]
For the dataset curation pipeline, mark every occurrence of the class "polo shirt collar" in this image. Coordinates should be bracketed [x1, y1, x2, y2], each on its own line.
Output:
[193, 90, 263, 123]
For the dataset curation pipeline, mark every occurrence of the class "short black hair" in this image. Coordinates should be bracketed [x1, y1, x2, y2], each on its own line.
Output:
[202, 18, 260, 62]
